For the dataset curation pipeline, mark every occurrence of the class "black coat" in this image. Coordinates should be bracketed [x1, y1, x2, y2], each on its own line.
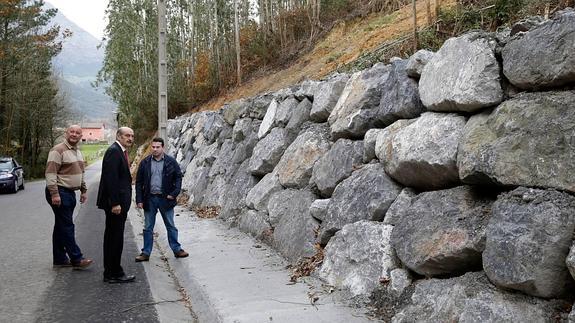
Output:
[135, 153, 182, 211]
[97, 142, 132, 211]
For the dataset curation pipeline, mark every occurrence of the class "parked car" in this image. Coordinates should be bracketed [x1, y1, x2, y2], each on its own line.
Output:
[0, 157, 25, 193]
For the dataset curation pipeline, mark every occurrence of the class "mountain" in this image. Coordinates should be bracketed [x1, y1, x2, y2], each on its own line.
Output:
[46, 2, 116, 121]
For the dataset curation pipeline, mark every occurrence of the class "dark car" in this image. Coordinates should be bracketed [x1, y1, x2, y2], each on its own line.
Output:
[0, 157, 25, 193]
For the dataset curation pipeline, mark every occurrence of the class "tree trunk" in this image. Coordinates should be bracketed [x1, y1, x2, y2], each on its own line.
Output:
[214, 0, 222, 89]
[234, 0, 242, 85]
[412, 0, 418, 51]
[427, 0, 432, 25]
[0, 20, 8, 141]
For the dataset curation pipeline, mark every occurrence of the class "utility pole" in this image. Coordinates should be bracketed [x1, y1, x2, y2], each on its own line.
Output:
[158, 0, 168, 139]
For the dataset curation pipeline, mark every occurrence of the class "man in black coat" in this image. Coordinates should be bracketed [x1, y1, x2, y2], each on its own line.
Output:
[97, 127, 136, 283]
[134, 137, 188, 262]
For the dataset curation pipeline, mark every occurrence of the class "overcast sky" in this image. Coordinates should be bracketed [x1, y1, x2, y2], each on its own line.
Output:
[47, 0, 109, 39]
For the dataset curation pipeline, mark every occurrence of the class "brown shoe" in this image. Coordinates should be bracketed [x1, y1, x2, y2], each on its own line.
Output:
[174, 250, 189, 258]
[72, 258, 93, 269]
[135, 253, 150, 262]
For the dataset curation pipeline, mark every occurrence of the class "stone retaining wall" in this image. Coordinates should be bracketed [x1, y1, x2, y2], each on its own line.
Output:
[165, 9, 575, 321]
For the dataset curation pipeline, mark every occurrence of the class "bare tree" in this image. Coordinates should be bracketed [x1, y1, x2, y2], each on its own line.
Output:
[234, 0, 242, 85]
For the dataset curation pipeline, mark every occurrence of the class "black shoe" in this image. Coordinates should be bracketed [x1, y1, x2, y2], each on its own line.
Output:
[103, 274, 136, 284]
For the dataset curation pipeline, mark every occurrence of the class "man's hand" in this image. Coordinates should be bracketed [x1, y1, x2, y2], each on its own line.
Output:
[80, 192, 87, 204]
[137, 203, 143, 209]
[51, 195, 61, 207]
[111, 205, 122, 215]
[166, 195, 175, 200]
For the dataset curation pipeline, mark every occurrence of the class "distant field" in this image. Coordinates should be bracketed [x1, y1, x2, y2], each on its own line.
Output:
[80, 143, 108, 165]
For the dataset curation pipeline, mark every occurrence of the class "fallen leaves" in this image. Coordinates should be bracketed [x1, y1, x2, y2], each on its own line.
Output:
[193, 206, 221, 218]
[176, 192, 190, 205]
[290, 244, 325, 282]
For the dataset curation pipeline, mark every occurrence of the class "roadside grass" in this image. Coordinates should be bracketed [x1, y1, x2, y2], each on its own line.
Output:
[80, 143, 108, 166]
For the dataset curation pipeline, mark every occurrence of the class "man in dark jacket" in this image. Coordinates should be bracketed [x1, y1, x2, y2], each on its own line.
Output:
[134, 137, 188, 262]
[97, 127, 136, 283]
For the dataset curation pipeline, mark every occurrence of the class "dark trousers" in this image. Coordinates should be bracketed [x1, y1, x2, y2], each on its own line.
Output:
[103, 209, 127, 278]
[45, 187, 83, 264]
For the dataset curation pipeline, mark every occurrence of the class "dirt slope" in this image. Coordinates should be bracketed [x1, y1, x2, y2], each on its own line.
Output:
[198, 0, 447, 112]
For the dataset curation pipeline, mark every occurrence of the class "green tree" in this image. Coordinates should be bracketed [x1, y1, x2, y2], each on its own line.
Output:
[0, 0, 67, 177]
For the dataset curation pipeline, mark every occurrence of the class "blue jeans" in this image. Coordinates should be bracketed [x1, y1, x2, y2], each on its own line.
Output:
[45, 187, 83, 264]
[142, 195, 182, 255]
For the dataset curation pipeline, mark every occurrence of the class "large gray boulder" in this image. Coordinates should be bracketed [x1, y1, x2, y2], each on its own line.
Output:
[376, 112, 466, 190]
[502, 10, 575, 90]
[209, 139, 235, 178]
[215, 122, 233, 146]
[272, 85, 298, 101]
[222, 98, 251, 125]
[458, 91, 575, 193]
[391, 186, 494, 277]
[190, 111, 227, 145]
[320, 163, 402, 244]
[319, 221, 399, 296]
[237, 209, 272, 241]
[189, 141, 218, 169]
[219, 160, 258, 221]
[270, 189, 319, 262]
[328, 63, 391, 139]
[183, 166, 211, 207]
[377, 59, 425, 126]
[275, 124, 331, 188]
[167, 116, 188, 143]
[388, 268, 412, 297]
[374, 119, 414, 163]
[383, 187, 416, 226]
[568, 243, 575, 281]
[294, 79, 320, 100]
[405, 49, 434, 79]
[245, 171, 283, 212]
[483, 187, 575, 298]
[310, 73, 350, 122]
[309, 199, 330, 222]
[392, 271, 568, 323]
[201, 175, 227, 208]
[230, 119, 261, 165]
[231, 118, 254, 143]
[419, 32, 503, 112]
[267, 189, 316, 227]
[275, 96, 298, 126]
[285, 98, 312, 137]
[363, 128, 385, 163]
[250, 94, 274, 120]
[509, 16, 545, 36]
[310, 138, 364, 197]
[173, 127, 196, 167]
[258, 99, 279, 138]
[207, 117, 259, 183]
[248, 127, 291, 176]
[221, 95, 272, 124]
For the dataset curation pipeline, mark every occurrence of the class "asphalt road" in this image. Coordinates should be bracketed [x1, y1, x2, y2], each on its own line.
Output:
[0, 162, 159, 322]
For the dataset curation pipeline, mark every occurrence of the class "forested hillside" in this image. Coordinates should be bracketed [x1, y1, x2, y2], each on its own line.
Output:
[98, 0, 563, 141]
[97, 0, 414, 135]
[0, 0, 69, 177]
